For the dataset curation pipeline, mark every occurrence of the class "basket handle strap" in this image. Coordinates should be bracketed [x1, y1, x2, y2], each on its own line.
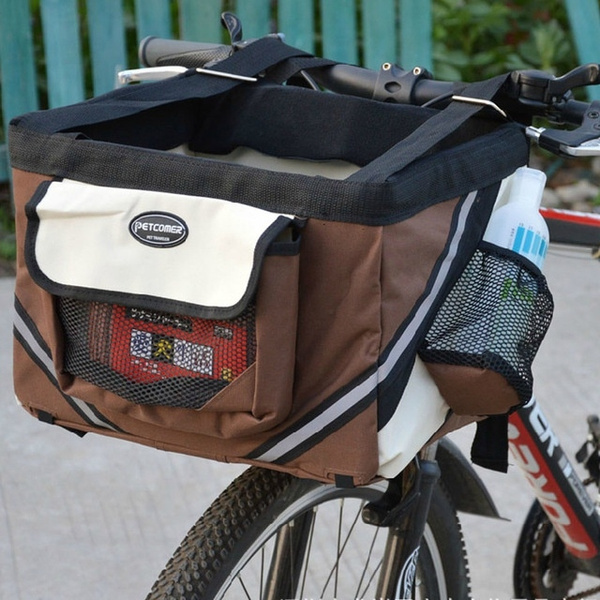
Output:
[15, 37, 324, 134]
[347, 74, 513, 184]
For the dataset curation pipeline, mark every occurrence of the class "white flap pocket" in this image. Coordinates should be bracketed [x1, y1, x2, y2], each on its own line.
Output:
[25, 178, 296, 318]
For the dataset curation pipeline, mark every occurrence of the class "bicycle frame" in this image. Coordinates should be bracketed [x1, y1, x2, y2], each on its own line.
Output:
[509, 397, 600, 573]
[499, 205, 600, 579]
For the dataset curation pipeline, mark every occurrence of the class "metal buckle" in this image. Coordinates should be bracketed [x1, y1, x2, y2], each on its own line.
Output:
[451, 95, 508, 118]
[118, 66, 258, 86]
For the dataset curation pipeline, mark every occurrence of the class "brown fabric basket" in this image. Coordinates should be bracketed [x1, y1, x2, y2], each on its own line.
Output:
[9, 39, 547, 485]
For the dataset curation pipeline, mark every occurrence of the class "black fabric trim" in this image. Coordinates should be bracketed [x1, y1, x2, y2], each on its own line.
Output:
[61, 426, 88, 438]
[9, 118, 528, 226]
[37, 410, 55, 424]
[24, 182, 292, 319]
[334, 474, 356, 489]
[265, 236, 301, 256]
[478, 239, 544, 277]
[471, 415, 509, 473]
[266, 219, 304, 256]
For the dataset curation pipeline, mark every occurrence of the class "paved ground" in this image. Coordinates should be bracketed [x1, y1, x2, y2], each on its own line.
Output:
[1, 245, 599, 600]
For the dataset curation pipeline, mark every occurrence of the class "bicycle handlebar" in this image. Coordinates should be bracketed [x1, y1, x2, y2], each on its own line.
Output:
[135, 34, 600, 250]
[139, 36, 598, 127]
[139, 37, 474, 106]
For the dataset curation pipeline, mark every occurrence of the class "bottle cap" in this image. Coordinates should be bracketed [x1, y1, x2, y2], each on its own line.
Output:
[510, 167, 547, 208]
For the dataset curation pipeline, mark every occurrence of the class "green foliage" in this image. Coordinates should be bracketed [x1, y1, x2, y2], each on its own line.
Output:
[432, 0, 576, 81]
[0, 191, 15, 262]
[0, 236, 16, 262]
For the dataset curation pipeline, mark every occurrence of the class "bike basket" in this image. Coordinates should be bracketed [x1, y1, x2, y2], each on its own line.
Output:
[10, 38, 536, 485]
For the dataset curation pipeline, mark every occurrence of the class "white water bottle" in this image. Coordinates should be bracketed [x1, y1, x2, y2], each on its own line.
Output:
[483, 166, 549, 269]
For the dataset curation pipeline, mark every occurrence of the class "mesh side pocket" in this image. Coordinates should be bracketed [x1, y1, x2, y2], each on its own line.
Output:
[58, 298, 256, 409]
[420, 244, 553, 406]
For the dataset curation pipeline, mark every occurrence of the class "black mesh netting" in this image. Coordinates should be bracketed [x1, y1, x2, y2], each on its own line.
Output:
[419, 246, 554, 405]
[57, 298, 256, 409]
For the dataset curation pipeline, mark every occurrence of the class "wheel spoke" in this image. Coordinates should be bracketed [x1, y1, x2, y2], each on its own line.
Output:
[286, 523, 296, 595]
[335, 498, 343, 596]
[318, 498, 364, 597]
[357, 529, 384, 598]
[236, 574, 252, 600]
[259, 546, 264, 597]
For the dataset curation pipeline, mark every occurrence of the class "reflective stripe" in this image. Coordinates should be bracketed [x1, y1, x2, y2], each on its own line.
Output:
[13, 299, 121, 432]
[256, 371, 379, 463]
[378, 190, 476, 381]
[252, 191, 478, 463]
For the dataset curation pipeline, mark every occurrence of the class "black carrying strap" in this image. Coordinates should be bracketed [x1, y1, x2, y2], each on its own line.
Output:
[17, 34, 512, 186]
[349, 74, 512, 183]
[471, 414, 509, 473]
[267, 54, 336, 84]
[16, 37, 327, 134]
[14, 39, 517, 200]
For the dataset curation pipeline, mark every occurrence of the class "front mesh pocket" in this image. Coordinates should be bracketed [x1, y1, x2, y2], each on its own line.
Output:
[58, 298, 256, 409]
[420, 244, 553, 406]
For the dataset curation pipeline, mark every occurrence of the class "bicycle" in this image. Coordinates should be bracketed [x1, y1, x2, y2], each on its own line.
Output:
[108, 16, 600, 600]
[12, 10, 600, 599]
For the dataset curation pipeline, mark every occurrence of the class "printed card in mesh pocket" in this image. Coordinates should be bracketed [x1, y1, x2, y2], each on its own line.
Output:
[59, 299, 256, 409]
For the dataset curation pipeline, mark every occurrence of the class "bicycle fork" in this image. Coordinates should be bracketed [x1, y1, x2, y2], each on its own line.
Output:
[362, 456, 442, 599]
[261, 458, 440, 600]
[509, 397, 600, 574]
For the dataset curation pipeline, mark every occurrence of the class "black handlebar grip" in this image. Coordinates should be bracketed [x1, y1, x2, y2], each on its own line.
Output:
[139, 36, 232, 68]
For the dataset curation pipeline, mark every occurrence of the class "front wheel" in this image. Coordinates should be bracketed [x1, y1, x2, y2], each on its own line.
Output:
[146, 466, 470, 599]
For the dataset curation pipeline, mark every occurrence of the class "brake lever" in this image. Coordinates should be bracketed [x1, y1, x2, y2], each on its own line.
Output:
[528, 99, 600, 156]
[511, 64, 600, 105]
[545, 64, 600, 100]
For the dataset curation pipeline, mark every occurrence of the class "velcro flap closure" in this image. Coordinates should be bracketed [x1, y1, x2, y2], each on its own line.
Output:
[25, 178, 295, 319]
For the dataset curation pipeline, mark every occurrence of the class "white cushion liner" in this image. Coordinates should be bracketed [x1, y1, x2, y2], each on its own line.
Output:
[377, 356, 450, 478]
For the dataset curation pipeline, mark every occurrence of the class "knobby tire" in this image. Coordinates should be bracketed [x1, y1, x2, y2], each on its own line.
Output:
[146, 466, 470, 599]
